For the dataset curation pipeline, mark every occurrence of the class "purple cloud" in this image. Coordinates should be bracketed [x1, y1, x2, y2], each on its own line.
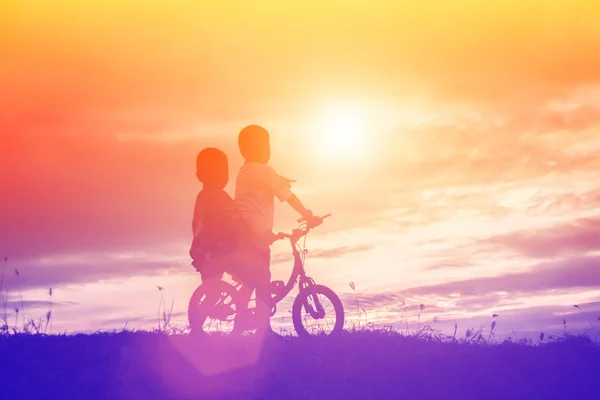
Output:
[484, 216, 600, 258]
[1, 256, 187, 292]
[402, 256, 600, 298]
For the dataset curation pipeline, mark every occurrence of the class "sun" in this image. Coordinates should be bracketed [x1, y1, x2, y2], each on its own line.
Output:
[315, 107, 367, 160]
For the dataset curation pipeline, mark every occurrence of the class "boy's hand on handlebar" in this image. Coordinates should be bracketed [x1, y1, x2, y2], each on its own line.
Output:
[299, 209, 317, 227]
[305, 214, 323, 229]
[301, 208, 314, 221]
[297, 210, 329, 228]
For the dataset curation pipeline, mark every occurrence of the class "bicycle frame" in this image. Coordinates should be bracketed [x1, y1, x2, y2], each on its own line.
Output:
[270, 233, 308, 304]
[229, 231, 307, 305]
[231, 215, 330, 308]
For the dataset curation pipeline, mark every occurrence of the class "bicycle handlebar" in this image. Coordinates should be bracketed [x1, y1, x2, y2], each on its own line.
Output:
[297, 213, 332, 223]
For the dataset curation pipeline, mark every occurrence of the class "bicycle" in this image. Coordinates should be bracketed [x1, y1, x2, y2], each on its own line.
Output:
[187, 214, 345, 337]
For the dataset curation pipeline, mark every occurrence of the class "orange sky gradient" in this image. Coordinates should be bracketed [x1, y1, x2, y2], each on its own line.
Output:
[1, 1, 600, 337]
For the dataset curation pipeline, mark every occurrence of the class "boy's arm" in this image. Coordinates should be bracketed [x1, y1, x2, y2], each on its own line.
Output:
[192, 195, 203, 237]
[264, 166, 319, 223]
[285, 193, 313, 220]
[287, 194, 322, 227]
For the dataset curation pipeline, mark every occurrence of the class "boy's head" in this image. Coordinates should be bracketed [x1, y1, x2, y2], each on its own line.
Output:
[238, 124, 270, 164]
[196, 147, 228, 189]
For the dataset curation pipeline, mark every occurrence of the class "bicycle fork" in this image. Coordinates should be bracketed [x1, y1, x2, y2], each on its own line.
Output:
[299, 276, 326, 319]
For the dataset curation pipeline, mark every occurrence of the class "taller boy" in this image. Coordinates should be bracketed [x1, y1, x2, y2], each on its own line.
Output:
[235, 125, 322, 335]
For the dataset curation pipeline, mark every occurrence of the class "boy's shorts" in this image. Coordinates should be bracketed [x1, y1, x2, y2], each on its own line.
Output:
[191, 246, 271, 289]
[225, 243, 271, 287]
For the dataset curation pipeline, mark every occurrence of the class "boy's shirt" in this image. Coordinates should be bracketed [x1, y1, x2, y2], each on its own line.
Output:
[234, 162, 293, 244]
[190, 188, 237, 258]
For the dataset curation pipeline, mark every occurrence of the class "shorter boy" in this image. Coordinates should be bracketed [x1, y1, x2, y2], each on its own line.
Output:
[189, 147, 238, 283]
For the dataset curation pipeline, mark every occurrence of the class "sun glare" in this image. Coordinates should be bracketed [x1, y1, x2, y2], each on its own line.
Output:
[315, 106, 367, 160]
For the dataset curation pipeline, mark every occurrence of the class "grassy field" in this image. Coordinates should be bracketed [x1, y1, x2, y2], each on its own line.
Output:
[1, 330, 598, 400]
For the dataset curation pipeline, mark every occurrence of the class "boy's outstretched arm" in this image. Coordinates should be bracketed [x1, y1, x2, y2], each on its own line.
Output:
[286, 194, 323, 228]
[285, 194, 312, 219]
[266, 168, 321, 225]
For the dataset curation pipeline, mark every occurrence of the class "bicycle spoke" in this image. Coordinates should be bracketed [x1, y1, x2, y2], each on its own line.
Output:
[192, 285, 239, 335]
[299, 289, 338, 335]
[325, 315, 333, 331]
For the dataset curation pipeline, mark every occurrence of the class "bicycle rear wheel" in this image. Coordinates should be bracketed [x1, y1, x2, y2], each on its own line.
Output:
[292, 284, 344, 337]
[188, 280, 239, 336]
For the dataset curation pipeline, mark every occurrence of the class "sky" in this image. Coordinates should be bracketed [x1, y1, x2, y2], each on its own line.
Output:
[1, 0, 600, 339]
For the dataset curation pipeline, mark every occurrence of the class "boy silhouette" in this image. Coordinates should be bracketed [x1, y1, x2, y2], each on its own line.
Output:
[235, 124, 322, 336]
[189, 147, 237, 284]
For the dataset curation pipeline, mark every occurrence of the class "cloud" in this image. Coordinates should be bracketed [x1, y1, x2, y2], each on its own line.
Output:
[526, 188, 600, 215]
[1, 254, 189, 292]
[386, 119, 600, 187]
[424, 261, 475, 271]
[339, 291, 445, 315]
[311, 244, 375, 259]
[338, 289, 525, 317]
[338, 285, 600, 336]
[400, 255, 600, 298]
[453, 302, 600, 337]
[532, 104, 600, 132]
[1, 243, 377, 291]
[271, 253, 295, 266]
[483, 216, 600, 258]
[272, 244, 375, 266]
[99, 312, 187, 330]
[3, 300, 77, 310]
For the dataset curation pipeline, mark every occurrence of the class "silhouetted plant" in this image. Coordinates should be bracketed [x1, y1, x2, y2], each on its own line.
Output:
[1, 256, 8, 333]
[14, 267, 25, 328]
[156, 286, 175, 333]
[46, 288, 53, 333]
[401, 301, 408, 334]
[573, 304, 594, 330]
[489, 320, 497, 341]
[349, 281, 366, 327]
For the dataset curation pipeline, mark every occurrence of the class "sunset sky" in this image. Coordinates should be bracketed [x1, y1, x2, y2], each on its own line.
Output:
[1, 1, 600, 337]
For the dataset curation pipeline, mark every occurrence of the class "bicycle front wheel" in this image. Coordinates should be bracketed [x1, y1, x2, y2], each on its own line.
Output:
[292, 284, 344, 337]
